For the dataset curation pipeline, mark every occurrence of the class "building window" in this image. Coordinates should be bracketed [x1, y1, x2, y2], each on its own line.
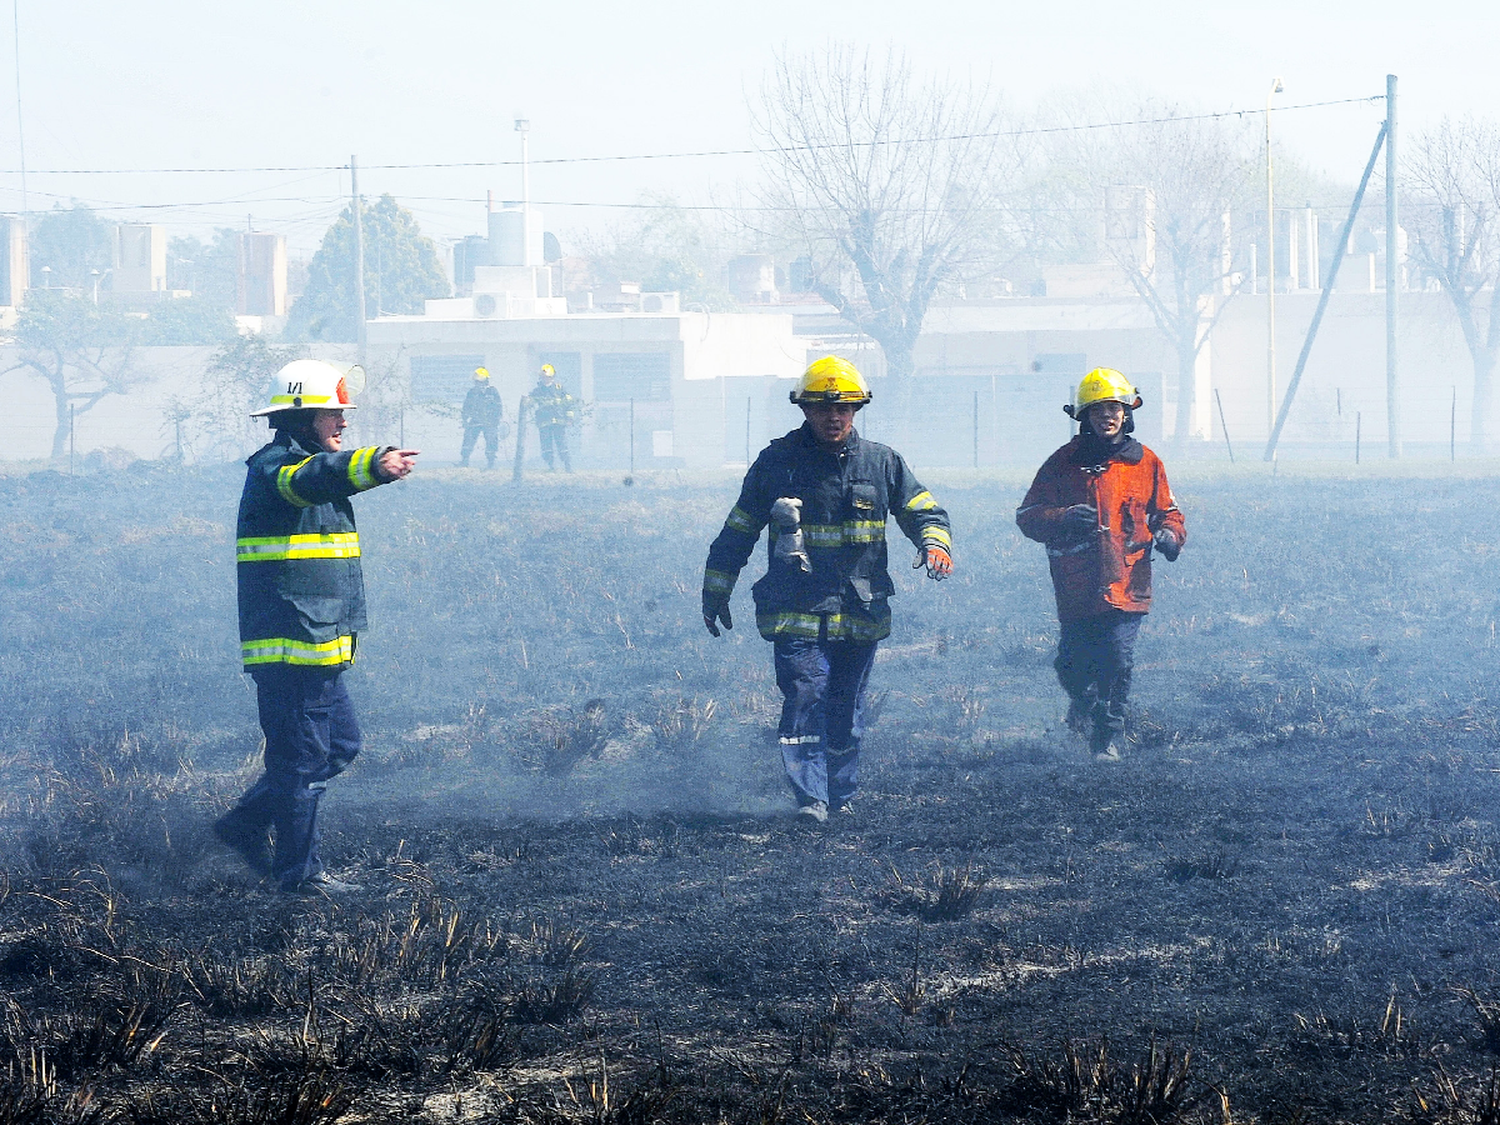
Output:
[593, 353, 671, 402]
[411, 354, 487, 405]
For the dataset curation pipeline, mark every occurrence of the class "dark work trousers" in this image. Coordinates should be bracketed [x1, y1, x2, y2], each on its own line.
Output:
[222, 665, 361, 888]
[773, 633, 878, 809]
[1054, 609, 1143, 748]
[460, 424, 500, 468]
[538, 424, 571, 471]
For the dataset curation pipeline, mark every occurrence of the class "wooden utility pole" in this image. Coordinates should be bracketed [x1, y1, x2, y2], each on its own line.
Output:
[1386, 75, 1401, 458]
[351, 155, 367, 363]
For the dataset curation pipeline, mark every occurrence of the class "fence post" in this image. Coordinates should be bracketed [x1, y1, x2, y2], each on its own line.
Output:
[1214, 389, 1235, 463]
[972, 389, 979, 469]
[1355, 411, 1362, 464]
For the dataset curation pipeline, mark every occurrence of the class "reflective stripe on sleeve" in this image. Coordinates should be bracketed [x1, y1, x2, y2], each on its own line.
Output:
[241, 635, 355, 666]
[347, 446, 381, 491]
[922, 527, 953, 549]
[703, 568, 736, 595]
[724, 505, 759, 534]
[905, 490, 938, 511]
[276, 457, 315, 508]
[236, 532, 361, 563]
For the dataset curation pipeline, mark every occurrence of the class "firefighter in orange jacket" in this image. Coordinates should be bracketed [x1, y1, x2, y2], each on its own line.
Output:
[1016, 368, 1185, 761]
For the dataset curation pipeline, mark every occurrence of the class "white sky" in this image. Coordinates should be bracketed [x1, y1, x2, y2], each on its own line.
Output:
[2, 0, 1494, 256]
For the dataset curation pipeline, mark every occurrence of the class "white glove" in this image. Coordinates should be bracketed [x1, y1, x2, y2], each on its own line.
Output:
[770, 497, 803, 528]
[770, 497, 811, 573]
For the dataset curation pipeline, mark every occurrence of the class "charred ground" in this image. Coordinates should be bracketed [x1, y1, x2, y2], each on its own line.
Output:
[3, 461, 1500, 1123]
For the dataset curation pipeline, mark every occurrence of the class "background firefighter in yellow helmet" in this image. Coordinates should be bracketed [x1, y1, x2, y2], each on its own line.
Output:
[1016, 367, 1185, 761]
[529, 363, 577, 472]
[701, 356, 952, 823]
[459, 367, 505, 469]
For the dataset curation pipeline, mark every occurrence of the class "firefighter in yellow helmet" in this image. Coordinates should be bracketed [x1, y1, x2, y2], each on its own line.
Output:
[1016, 367, 1185, 761]
[702, 356, 952, 823]
[529, 363, 577, 471]
[214, 360, 419, 893]
[460, 367, 505, 469]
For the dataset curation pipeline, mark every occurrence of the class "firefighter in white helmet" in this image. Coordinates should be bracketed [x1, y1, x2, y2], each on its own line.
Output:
[702, 356, 953, 824]
[1016, 367, 1185, 761]
[214, 360, 420, 893]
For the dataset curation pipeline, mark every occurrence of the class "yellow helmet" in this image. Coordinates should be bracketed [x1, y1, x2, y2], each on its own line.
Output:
[474, 367, 490, 380]
[790, 356, 871, 406]
[1064, 367, 1142, 419]
[539, 363, 555, 378]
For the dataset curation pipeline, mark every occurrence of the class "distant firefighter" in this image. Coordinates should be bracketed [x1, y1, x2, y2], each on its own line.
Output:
[529, 363, 577, 472]
[459, 366, 505, 469]
[1016, 367, 1185, 762]
[214, 360, 419, 894]
[702, 356, 953, 824]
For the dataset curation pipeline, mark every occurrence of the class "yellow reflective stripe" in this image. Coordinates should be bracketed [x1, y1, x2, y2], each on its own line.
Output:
[703, 568, 736, 595]
[756, 612, 822, 638]
[346, 446, 380, 491]
[756, 610, 892, 643]
[905, 491, 938, 512]
[922, 527, 952, 549]
[267, 392, 338, 408]
[276, 457, 314, 508]
[801, 521, 885, 546]
[236, 533, 361, 563]
[724, 505, 759, 534]
[241, 635, 354, 666]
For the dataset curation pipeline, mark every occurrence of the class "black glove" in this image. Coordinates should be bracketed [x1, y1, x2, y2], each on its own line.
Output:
[1152, 527, 1181, 562]
[702, 592, 733, 637]
[1059, 504, 1098, 537]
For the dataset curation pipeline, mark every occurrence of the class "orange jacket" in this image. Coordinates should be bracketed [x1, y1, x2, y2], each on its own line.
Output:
[1016, 436, 1185, 623]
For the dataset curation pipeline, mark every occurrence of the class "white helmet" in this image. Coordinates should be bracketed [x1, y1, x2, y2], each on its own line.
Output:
[250, 360, 363, 417]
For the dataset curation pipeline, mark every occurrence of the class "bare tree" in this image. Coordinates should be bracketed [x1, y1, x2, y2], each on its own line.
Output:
[1404, 117, 1500, 448]
[2, 291, 142, 460]
[1072, 107, 1257, 447]
[754, 46, 1012, 418]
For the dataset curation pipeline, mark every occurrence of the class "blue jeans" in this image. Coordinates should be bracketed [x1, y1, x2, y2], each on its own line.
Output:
[1054, 610, 1142, 747]
[773, 636, 878, 808]
[221, 666, 361, 887]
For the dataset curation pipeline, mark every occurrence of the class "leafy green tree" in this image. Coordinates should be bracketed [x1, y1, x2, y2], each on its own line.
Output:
[582, 198, 737, 310]
[167, 228, 239, 310]
[139, 295, 238, 346]
[286, 194, 449, 342]
[2, 289, 141, 458]
[30, 201, 113, 290]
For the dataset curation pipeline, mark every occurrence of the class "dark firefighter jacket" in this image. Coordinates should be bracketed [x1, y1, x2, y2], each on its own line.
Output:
[1015, 434, 1185, 623]
[530, 381, 575, 427]
[703, 424, 951, 643]
[462, 383, 503, 428]
[236, 432, 390, 670]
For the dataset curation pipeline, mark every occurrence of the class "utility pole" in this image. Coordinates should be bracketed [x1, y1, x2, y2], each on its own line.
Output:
[1385, 74, 1401, 458]
[351, 154, 367, 363]
[1265, 77, 1284, 438]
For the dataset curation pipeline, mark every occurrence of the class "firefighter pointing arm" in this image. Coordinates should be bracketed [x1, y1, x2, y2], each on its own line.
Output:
[701, 357, 952, 824]
[1016, 367, 1184, 762]
[214, 360, 418, 894]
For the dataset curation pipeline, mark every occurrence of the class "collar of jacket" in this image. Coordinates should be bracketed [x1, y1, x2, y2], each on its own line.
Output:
[796, 421, 861, 457]
[1068, 433, 1143, 468]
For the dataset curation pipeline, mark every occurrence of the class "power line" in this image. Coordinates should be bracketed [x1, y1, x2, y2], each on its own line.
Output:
[0, 95, 1383, 177]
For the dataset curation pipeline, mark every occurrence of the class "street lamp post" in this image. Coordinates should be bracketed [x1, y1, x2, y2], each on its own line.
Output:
[1266, 77, 1284, 438]
[515, 117, 530, 265]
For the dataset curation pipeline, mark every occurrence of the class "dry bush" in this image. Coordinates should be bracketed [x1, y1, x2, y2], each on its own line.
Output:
[521, 698, 610, 777]
[322, 896, 508, 989]
[1163, 849, 1241, 884]
[1002, 1035, 1202, 1124]
[882, 863, 988, 922]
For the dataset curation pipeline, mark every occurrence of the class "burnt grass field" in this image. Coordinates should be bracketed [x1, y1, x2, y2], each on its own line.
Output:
[7, 459, 1500, 1123]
